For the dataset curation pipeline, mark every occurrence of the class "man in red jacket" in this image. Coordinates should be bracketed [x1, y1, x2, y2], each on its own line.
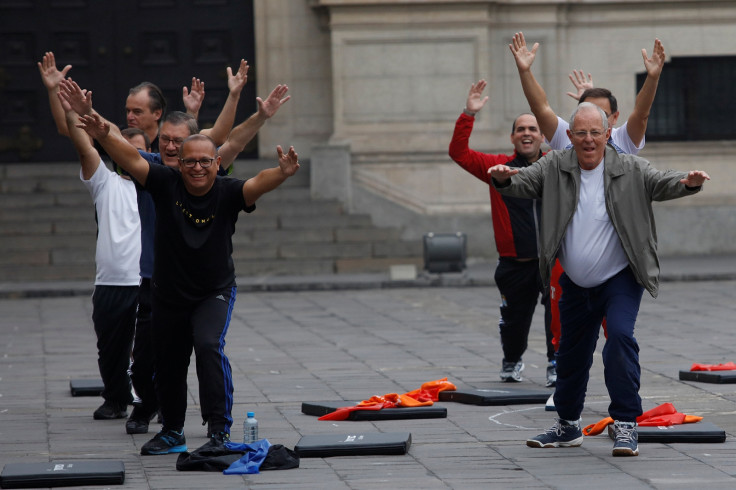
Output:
[449, 79, 555, 385]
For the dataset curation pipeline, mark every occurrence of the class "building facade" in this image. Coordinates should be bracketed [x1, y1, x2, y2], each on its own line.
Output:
[254, 0, 736, 258]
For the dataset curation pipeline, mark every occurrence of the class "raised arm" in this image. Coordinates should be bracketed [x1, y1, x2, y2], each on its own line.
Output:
[200, 59, 249, 146]
[509, 32, 559, 141]
[76, 114, 151, 186]
[38, 52, 72, 137]
[218, 84, 290, 168]
[242, 145, 299, 207]
[58, 79, 150, 185]
[60, 95, 100, 179]
[626, 39, 666, 147]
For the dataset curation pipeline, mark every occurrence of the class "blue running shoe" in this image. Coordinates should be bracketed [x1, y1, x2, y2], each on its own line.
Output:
[611, 421, 639, 457]
[140, 429, 187, 455]
[527, 419, 583, 448]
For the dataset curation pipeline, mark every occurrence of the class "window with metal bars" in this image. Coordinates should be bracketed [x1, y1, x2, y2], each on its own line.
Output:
[637, 56, 736, 141]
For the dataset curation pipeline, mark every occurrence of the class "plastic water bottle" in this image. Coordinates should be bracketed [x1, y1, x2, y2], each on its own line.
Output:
[243, 411, 258, 443]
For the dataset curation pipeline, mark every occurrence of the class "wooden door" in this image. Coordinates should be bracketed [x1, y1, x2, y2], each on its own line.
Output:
[0, 0, 255, 163]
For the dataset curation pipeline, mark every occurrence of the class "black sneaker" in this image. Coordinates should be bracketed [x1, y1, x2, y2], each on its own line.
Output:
[499, 360, 524, 382]
[611, 421, 639, 457]
[140, 429, 187, 455]
[527, 419, 584, 448]
[546, 360, 557, 387]
[93, 401, 128, 420]
[200, 431, 230, 452]
[125, 406, 157, 434]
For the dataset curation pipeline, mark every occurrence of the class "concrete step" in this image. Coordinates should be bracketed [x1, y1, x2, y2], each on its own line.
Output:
[0, 159, 422, 281]
[0, 263, 95, 282]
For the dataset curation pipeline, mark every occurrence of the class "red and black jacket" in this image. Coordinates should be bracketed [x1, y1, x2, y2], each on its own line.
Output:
[449, 113, 542, 259]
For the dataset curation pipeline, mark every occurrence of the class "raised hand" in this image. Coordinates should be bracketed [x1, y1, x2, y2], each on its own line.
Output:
[680, 170, 710, 187]
[58, 78, 93, 116]
[76, 113, 110, 141]
[276, 145, 299, 177]
[509, 32, 539, 72]
[182, 77, 205, 115]
[38, 51, 71, 90]
[227, 59, 249, 95]
[257, 84, 290, 119]
[642, 39, 665, 79]
[566, 70, 594, 100]
[466, 80, 489, 114]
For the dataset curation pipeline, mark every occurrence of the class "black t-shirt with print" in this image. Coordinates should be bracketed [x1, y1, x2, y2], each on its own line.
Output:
[144, 163, 254, 304]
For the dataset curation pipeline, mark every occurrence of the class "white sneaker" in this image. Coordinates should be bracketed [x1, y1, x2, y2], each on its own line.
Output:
[499, 360, 524, 382]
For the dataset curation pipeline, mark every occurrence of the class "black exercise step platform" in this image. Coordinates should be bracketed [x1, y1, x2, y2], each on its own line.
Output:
[301, 401, 447, 420]
[0, 460, 124, 489]
[295, 432, 411, 458]
[679, 370, 736, 384]
[438, 386, 551, 406]
[69, 379, 104, 397]
[608, 421, 726, 444]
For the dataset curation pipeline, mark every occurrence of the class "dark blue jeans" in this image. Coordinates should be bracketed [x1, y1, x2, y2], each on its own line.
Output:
[553, 267, 644, 422]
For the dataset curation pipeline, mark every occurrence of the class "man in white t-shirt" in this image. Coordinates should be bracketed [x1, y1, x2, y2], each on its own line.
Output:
[489, 103, 709, 458]
[60, 97, 146, 421]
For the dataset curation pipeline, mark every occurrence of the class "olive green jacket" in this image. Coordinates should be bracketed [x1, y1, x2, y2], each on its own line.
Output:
[492, 145, 701, 298]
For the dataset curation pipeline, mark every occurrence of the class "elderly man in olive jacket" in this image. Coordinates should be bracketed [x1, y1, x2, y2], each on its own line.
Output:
[489, 102, 709, 457]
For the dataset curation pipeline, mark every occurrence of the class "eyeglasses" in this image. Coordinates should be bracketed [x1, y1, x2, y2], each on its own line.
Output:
[570, 130, 605, 139]
[160, 135, 185, 147]
[180, 157, 215, 168]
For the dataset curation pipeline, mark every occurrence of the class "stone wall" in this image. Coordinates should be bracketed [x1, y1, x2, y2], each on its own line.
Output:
[254, 0, 736, 258]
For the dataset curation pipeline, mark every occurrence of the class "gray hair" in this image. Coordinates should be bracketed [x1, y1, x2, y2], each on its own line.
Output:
[163, 111, 199, 136]
[569, 102, 609, 131]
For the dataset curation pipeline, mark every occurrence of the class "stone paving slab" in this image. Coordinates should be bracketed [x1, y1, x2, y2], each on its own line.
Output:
[1, 280, 735, 489]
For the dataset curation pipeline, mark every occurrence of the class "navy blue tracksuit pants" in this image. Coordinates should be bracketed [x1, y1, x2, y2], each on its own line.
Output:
[151, 286, 236, 435]
[553, 267, 645, 422]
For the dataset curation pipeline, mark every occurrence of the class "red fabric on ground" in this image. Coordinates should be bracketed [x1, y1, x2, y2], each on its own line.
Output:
[582, 403, 703, 436]
[690, 362, 736, 371]
[318, 378, 456, 421]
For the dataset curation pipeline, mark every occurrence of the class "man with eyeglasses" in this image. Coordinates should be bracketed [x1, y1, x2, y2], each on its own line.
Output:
[59, 78, 291, 450]
[122, 82, 288, 436]
[39, 53, 250, 434]
[509, 33, 666, 400]
[63, 79, 299, 457]
[488, 102, 709, 458]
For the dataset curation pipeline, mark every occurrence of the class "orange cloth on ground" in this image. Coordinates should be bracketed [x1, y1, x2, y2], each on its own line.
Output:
[690, 362, 736, 371]
[582, 403, 703, 436]
[318, 378, 456, 421]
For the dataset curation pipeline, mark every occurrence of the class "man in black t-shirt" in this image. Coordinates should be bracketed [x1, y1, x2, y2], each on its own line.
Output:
[76, 112, 300, 456]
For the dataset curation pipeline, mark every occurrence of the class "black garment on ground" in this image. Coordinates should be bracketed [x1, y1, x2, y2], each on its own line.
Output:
[176, 444, 299, 472]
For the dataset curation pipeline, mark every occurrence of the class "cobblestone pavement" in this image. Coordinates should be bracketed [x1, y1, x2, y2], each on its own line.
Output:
[1, 278, 735, 489]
